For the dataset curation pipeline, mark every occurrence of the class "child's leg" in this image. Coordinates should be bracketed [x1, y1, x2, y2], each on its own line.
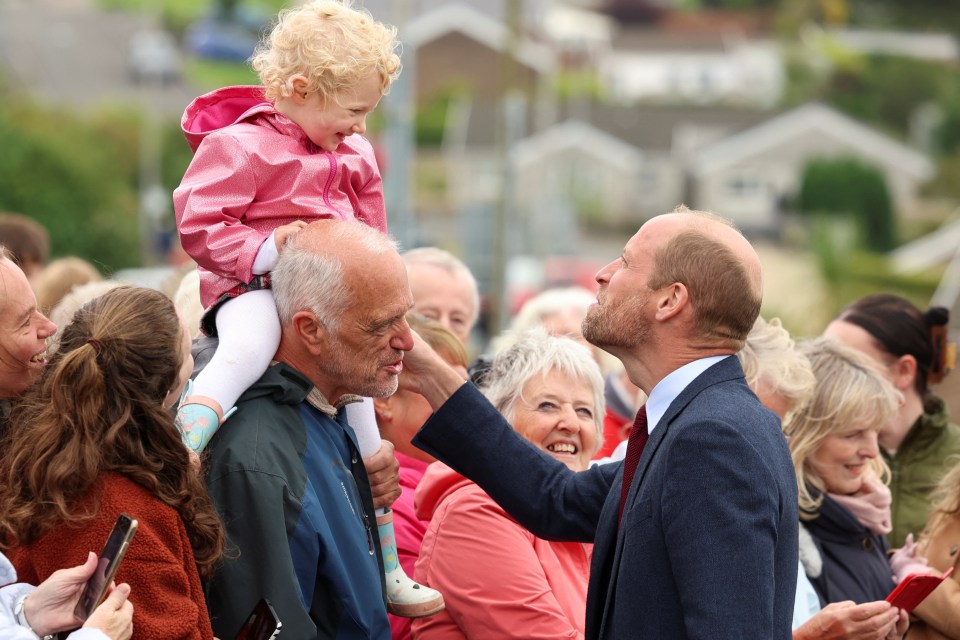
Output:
[178, 290, 281, 452]
[345, 398, 445, 618]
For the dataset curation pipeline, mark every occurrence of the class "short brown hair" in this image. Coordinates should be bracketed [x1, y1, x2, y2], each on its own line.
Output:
[648, 217, 760, 345]
[0, 213, 49, 269]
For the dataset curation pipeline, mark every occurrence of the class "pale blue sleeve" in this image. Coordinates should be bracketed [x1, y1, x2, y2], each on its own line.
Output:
[792, 561, 822, 630]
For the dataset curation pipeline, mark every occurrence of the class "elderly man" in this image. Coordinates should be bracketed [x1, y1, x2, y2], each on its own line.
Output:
[203, 220, 414, 639]
[403, 207, 799, 639]
[401, 247, 479, 346]
[0, 249, 56, 427]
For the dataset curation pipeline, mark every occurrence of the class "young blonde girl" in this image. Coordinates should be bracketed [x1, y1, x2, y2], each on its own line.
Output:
[172, 0, 442, 617]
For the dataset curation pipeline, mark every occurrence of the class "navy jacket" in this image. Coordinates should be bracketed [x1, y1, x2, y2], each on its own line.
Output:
[414, 356, 798, 639]
[804, 493, 894, 605]
[204, 363, 388, 640]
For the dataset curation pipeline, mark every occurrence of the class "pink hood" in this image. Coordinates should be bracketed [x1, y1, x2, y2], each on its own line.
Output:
[414, 462, 473, 522]
[182, 85, 280, 153]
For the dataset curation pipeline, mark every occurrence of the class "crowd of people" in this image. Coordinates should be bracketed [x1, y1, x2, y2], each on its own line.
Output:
[1, 1, 960, 639]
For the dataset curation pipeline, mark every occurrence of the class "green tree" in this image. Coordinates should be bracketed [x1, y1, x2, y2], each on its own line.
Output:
[796, 156, 897, 252]
[825, 55, 947, 139]
[0, 99, 143, 271]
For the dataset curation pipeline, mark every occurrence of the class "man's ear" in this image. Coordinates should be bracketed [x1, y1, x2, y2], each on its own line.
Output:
[291, 310, 328, 356]
[654, 283, 688, 322]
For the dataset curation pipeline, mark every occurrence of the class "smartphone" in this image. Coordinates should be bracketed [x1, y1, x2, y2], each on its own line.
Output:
[235, 598, 282, 640]
[74, 513, 138, 621]
[886, 566, 955, 613]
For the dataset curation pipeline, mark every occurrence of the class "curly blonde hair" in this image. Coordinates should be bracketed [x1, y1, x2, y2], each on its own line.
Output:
[251, 0, 401, 103]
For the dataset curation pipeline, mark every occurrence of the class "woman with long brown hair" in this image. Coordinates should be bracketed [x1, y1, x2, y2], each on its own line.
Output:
[0, 286, 223, 639]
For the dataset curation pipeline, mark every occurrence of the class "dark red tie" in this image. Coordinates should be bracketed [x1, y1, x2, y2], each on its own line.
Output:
[618, 405, 649, 527]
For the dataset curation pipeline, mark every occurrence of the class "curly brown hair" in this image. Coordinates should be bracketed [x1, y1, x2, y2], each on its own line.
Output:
[0, 286, 224, 577]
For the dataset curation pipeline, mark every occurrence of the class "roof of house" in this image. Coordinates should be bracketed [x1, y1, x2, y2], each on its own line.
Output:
[891, 215, 960, 273]
[461, 99, 769, 149]
[817, 26, 960, 62]
[403, 2, 553, 73]
[690, 102, 934, 178]
[511, 119, 646, 168]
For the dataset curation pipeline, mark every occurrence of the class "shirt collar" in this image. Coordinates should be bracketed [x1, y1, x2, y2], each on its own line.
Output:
[645, 355, 730, 433]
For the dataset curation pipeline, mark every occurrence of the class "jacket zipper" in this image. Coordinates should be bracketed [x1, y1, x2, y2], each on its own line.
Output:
[322, 153, 347, 218]
[351, 451, 376, 557]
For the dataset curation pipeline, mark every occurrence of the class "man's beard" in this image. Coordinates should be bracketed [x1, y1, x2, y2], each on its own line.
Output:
[321, 337, 401, 399]
[582, 292, 651, 352]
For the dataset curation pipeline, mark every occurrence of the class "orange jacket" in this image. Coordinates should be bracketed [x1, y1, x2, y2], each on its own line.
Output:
[8, 472, 214, 640]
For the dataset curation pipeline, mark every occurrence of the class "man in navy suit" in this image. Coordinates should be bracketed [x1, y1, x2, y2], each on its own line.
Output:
[403, 207, 799, 639]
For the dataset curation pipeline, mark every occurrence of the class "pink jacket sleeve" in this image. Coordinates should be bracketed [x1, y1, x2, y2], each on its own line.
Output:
[173, 133, 268, 283]
[413, 488, 585, 640]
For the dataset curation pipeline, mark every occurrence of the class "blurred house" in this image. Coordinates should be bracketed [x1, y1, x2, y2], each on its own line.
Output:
[441, 100, 933, 238]
[690, 103, 935, 234]
[405, 3, 553, 103]
[601, 27, 783, 107]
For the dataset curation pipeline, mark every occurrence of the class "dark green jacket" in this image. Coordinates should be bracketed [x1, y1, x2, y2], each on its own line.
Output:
[884, 396, 960, 548]
[204, 363, 388, 639]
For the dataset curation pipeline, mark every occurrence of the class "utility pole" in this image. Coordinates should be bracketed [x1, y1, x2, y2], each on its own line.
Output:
[384, 0, 416, 251]
[489, 0, 524, 338]
[137, 0, 165, 266]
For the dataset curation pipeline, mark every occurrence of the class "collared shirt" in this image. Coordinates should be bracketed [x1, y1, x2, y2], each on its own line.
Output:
[644, 355, 729, 435]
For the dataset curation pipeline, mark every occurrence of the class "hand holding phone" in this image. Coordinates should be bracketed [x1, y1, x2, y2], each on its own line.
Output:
[74, 513, 138, 622]
[235, 598, 281, 640]
[886, 566, 954, 613]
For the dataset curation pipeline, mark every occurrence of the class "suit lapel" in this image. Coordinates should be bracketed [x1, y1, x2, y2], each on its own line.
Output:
[586, 357, 746, 638]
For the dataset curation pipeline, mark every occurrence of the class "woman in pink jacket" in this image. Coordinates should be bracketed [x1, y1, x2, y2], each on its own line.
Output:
[373, 314, 469, 640]
[412, 329, 604, 639]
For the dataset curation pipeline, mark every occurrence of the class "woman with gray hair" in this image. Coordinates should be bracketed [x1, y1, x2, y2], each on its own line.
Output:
[412, 328, 604, 639]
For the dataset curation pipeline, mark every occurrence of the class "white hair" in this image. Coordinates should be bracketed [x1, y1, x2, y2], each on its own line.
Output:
[482, 327, 605, 449]
[272, 222, 398, 329]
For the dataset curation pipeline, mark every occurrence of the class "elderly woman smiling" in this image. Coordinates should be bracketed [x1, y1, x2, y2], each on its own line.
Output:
[412, 328, 603, 639]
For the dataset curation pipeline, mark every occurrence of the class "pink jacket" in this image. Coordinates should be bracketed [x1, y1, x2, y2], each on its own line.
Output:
[412, 462, 591, 639]
[389, 452, 430, 640]
[172, 86, 387, 308]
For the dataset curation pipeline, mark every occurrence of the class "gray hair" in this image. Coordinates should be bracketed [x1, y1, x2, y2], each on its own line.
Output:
[273, 222, 399, 329]
[482, 327, 605, 449]
[493, 286, 596, 354]
[402, 246, 480, 324]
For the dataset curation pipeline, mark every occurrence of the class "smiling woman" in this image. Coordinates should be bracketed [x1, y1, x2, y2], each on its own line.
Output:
[785, 337, 902, 606]
[412, 328, 604, 639]
[0, 251, 56, 407]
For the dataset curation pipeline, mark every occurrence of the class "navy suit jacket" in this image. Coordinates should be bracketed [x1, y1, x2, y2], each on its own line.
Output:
[413, 356, 798, 639]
